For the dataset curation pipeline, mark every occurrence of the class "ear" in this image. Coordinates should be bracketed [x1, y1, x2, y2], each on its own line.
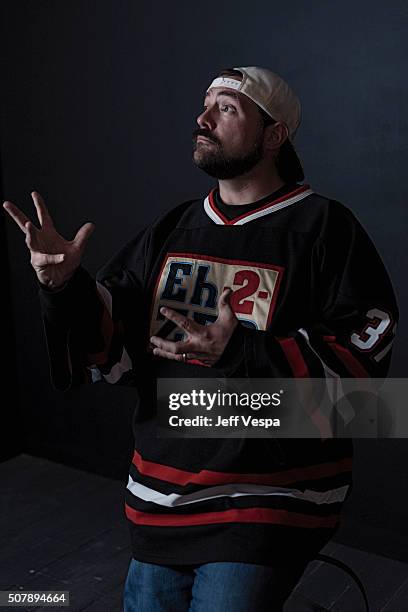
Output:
[263, 122, 289, 153]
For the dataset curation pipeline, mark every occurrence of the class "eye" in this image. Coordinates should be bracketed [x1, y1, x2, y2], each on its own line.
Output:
[220, 104, 235, 113]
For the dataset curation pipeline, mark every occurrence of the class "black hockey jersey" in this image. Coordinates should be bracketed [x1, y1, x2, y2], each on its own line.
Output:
[38, 183, 399, 566]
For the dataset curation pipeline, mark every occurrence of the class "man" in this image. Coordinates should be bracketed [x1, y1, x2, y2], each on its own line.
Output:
[3, 67, 398, 611]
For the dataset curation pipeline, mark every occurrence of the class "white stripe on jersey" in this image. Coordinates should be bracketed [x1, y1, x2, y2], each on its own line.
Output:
[203, 187, 314, 225]
[126, 475, 349, 507]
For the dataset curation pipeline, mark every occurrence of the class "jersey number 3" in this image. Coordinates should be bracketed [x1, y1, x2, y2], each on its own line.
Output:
[351, 308, 391, 351]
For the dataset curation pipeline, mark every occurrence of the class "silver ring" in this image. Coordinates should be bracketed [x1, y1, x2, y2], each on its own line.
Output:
[182, 353, 187, 362]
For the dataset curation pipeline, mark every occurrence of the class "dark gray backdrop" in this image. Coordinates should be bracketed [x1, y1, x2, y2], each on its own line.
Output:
[1, 0, 407, 558]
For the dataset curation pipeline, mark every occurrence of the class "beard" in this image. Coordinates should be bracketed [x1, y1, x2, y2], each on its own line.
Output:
[192, 128, 265, 179]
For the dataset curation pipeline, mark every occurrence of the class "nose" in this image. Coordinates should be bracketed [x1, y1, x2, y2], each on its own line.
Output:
[196, 107, 216, 130]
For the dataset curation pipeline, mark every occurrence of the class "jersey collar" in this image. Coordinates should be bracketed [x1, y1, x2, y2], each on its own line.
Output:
[203, 184, 314, 225]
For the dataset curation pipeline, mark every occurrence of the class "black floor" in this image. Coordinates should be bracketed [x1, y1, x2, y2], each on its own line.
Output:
[1, 455, 407, 611]
[1, 455, 130, 611]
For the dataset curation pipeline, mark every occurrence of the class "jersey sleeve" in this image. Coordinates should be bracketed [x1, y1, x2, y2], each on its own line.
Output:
[38, 229, 150, 391]
[216, 201, 399, 380]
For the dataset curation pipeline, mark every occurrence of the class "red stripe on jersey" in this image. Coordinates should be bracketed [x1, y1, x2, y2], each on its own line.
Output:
[132, 450, 352, 487]
[125, 503, 340, 528]
[208, 185, 312, 226]
[278, 337, 309, 377]
[85, 312, 120, 366]
[326, 340, 370, 377]
[186, 358, 210, 367]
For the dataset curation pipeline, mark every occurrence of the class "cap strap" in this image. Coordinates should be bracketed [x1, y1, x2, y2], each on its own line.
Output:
[207, 77, 241, 91]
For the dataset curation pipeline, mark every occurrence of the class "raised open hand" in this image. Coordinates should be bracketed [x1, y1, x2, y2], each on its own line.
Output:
[3, 191, 95, 289]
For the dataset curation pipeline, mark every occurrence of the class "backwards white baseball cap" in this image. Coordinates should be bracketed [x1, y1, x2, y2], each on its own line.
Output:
[207, 66, 301, 140]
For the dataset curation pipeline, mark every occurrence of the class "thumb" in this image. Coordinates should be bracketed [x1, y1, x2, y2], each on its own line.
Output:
[217, 287, 235, 321]
[74, 222, 95, 251]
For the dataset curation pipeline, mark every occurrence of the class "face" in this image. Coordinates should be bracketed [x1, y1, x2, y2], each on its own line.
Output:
[192, 79, 266, 179]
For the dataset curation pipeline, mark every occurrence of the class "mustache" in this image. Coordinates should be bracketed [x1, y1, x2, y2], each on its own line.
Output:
[192, 128, 219, 145]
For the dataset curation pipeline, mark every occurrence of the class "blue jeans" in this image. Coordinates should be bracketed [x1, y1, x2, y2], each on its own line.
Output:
[123, 558, 308, 611]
